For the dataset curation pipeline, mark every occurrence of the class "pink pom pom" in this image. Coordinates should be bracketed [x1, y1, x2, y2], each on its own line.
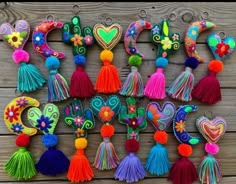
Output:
[205, 143, 219, 155]
[12, 50, 30, 64]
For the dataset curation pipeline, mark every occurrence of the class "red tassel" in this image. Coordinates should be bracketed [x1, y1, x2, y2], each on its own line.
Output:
[70, 66, 95, 98]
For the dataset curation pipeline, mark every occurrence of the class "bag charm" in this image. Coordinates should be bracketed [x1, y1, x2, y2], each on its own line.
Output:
[32, 17, 70, 102]
[0, 20, 46, 92]
[27, 103, 69, 176]
[120, 19, 152, 97]
[196, 113, 227, 184]
[144, 20, 180, 99]
[145, 101, 176, 176]
[90, 95, 121, 170]
[167, 20, 216, 102]
[3, 96, 39, 180]
[63, 99, 95, 182]
[93, 19, 122, 93]
[114, 97, 147, 183]
[192, 33, 235, 104]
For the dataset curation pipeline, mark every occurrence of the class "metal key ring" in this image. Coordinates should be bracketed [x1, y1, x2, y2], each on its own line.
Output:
[201, 11, 209, 20]
[46, 14, 55, 21]
[218, 31, 226, 39]
[105, 16, 113, 26]
[72, 4, 80, 15]
[138, 9, 147, 19]
[168, 12, 177, 22]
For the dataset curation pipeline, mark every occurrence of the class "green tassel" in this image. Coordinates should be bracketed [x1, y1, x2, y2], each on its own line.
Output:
[4, 147, 37, 180]
[17, 63, 46, 92]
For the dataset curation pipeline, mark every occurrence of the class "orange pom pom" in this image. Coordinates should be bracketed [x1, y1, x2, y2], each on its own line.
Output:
[208, 60, 224, 73]
[100, 124, 115, 138]
[154, 130, 168, 144]
[178, 143, 192, 157]
[100, 49, 113, 64]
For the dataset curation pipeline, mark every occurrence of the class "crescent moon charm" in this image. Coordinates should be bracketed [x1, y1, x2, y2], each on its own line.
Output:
[4, 96, 39, 136]
[124, 19, 152, 58]
[184, 20, 216, 62]
[32, 20, 65, 59]
[173, 105, 201, 146]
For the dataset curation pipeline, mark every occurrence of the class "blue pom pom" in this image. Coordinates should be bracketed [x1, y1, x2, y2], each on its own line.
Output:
[45, 56, 60, 70]
[74, 55, 86, 65]
[185, 57, 199, 69]
[155, 57, 168, 68]
[42, 134, 58, 148]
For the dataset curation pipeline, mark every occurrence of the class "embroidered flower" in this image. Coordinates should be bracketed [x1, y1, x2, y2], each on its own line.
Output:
[74, 116, 84, 126]
[128, 104, 136, 113]
[172, 34, 179, 41]
[161, 37, 173, 50]
[187, 26, 199, 40]
[5, 106, 19, 123]
[99, 106, 114, 122]
[152, 26, 160, 34]
[33, 32, 45, 46]
[71, 34, 83, 46]
[148, 105, 161, 126]
[127, 26, 138, 39]
[63, 32, 72, 43]
[215, 43, 229, 57]
[200, 20, 207, 28]
[11, 123, 23, 133]
[84, 35, 93, 45]
[129, 47, 136, 54]
[175, 120, 186, 133]
[36, 115, 53, 133]
[123, 117, 144, 130]
[7, 32, 23, 48]
[130, 131, 137, 139]
[75, 128, 85, 137]
[38, 23, 49, 32]
[188, 43, 196, 53]
[42, 48, 52, 57]
[16, 98, 28, 108]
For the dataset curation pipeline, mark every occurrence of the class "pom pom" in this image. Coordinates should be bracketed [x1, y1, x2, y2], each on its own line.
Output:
[178, 143, 192, 157]
[154, 131, 168, 144]
[42, 134, 58, 148]
[128, 55, 142, 66]
[74, 55, 86, 65]
[205, 143, 219, 155]
[185, 57, 199, 69]
[45, 56, 60, 70]
[12, 50, 30, 64]
[16, 134, 30, 147]
[208, 60, 224, 73]
[100, 49, 113, 63]
[100, 124, 115, 138]
[155, 57, 168, 68]
[125, 139, 140, 153]
[75, 138, 88, 150]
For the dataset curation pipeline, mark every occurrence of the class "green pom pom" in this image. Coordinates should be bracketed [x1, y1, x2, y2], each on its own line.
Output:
[128, 55, 142, 66]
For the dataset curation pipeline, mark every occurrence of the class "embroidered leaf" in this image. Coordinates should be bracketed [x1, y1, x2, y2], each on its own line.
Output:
[20, 31, 27, 38]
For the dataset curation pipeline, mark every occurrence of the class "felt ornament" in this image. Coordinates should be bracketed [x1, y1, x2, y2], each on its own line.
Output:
[114, 97, 147, 183]
[62, 16, 95, 98]
[27, 103, 69, 176]
[0, 20, 46, 93]
[90, 95, 121, 170]
[192, 33, 236, 104]
[93, 22, 122, 93]
[167, 20, 216, 102]
[3, 96, 39, 180]
[168, 105, 200, 184]
[63, 99, 95, 182]
[145, 101, 176, 176]
[196, 114, 227, 184]
[120, 20, 152, 97]
[144, 20, 180, 99]
[32, 19, 70, 102]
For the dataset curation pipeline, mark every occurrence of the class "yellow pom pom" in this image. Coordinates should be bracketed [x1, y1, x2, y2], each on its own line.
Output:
[100, 49, 113, 63]
[75, 137, 88, 149]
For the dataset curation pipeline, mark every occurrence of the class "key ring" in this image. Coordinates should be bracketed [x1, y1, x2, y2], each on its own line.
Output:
[168, 12, 177, 22]
[46, 14, 55, 21]
[105, 16, 113, 26]
[138, 9, 147, 19]
[72, 4, 80, 15]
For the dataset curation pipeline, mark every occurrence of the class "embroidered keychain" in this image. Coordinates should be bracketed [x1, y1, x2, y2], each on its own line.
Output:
[120, 11, 152, 97]
[168, 105, 201, 184]
[145, 101, 176, 176]
[0, 20, 46, 93]
[114, 97, 147, 183]
[196, 112, 227, 184]
[90, 95, 121, 170]
[32, 16, 70, 102]
[167, 20, 216, 102]
[27, 103, 69, 176]
[63, 99, 95, 182]
[3, 96, 39, 180]
[192, 32, 235, 104]
[144, 19, 180, 99]
[62, 6, 95, 98]
[93, 17, 122, 93]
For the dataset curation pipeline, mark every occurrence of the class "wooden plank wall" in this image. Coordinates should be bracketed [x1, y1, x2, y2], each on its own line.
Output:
[0, 2, 236, 184]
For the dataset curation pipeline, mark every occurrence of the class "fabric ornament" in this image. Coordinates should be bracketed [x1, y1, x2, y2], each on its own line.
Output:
[90, 95, 121, 170]
[192, 33, 236, 104]
[167, 20, 216, 102]
[144, 20, 180, 99]
[27, 103, 69, 176]
[0, 20, 46, 93]
[63, 99, 95, 182]
[32, 19, 70, 102]
[120, 20, 152, 97]
[114, 97, 147, 183]
[3, 96, 40, 180]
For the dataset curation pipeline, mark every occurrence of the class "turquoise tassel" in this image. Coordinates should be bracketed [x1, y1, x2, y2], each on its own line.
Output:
[17, 63, 46, 92]
[145, 143, 171, 176]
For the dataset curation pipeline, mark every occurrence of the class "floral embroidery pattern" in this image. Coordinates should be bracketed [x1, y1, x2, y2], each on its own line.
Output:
[175, 120, 186, 133]
[187, 26, 199, 40]
[130, 131, 137, 139]
[188, 44, 196, 53]
[71, 34, 83, 46]
[172, 34, 179, 41]
[33, 32, 45, 46]
[84, 35, 93, 45]
[75, 128, 85, 137]
[123, 117, 144, 130]
[5, 105, 19, 123]
[36, 115, 53, 133]
[98, 106, 114, 122]
[6, 32, 23, 48]
[11, 123, 23, 133]
[215, 43, 229, 57]
[16, 98, 28, 108]
[74, 116, 84, 126]
[152, 26, 160, 34]
[128, 104, 136, 113]
[127, 26, 137, 39]
[129, 47, 136, 54]
[161, 37, 173, 50]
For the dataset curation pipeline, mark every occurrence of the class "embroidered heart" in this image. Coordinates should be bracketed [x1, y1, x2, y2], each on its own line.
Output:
[93, 23, 122, 50]
[196, 116, 227, 143]
[146, 101, 176, 131]
[207, 33, 236, 61]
